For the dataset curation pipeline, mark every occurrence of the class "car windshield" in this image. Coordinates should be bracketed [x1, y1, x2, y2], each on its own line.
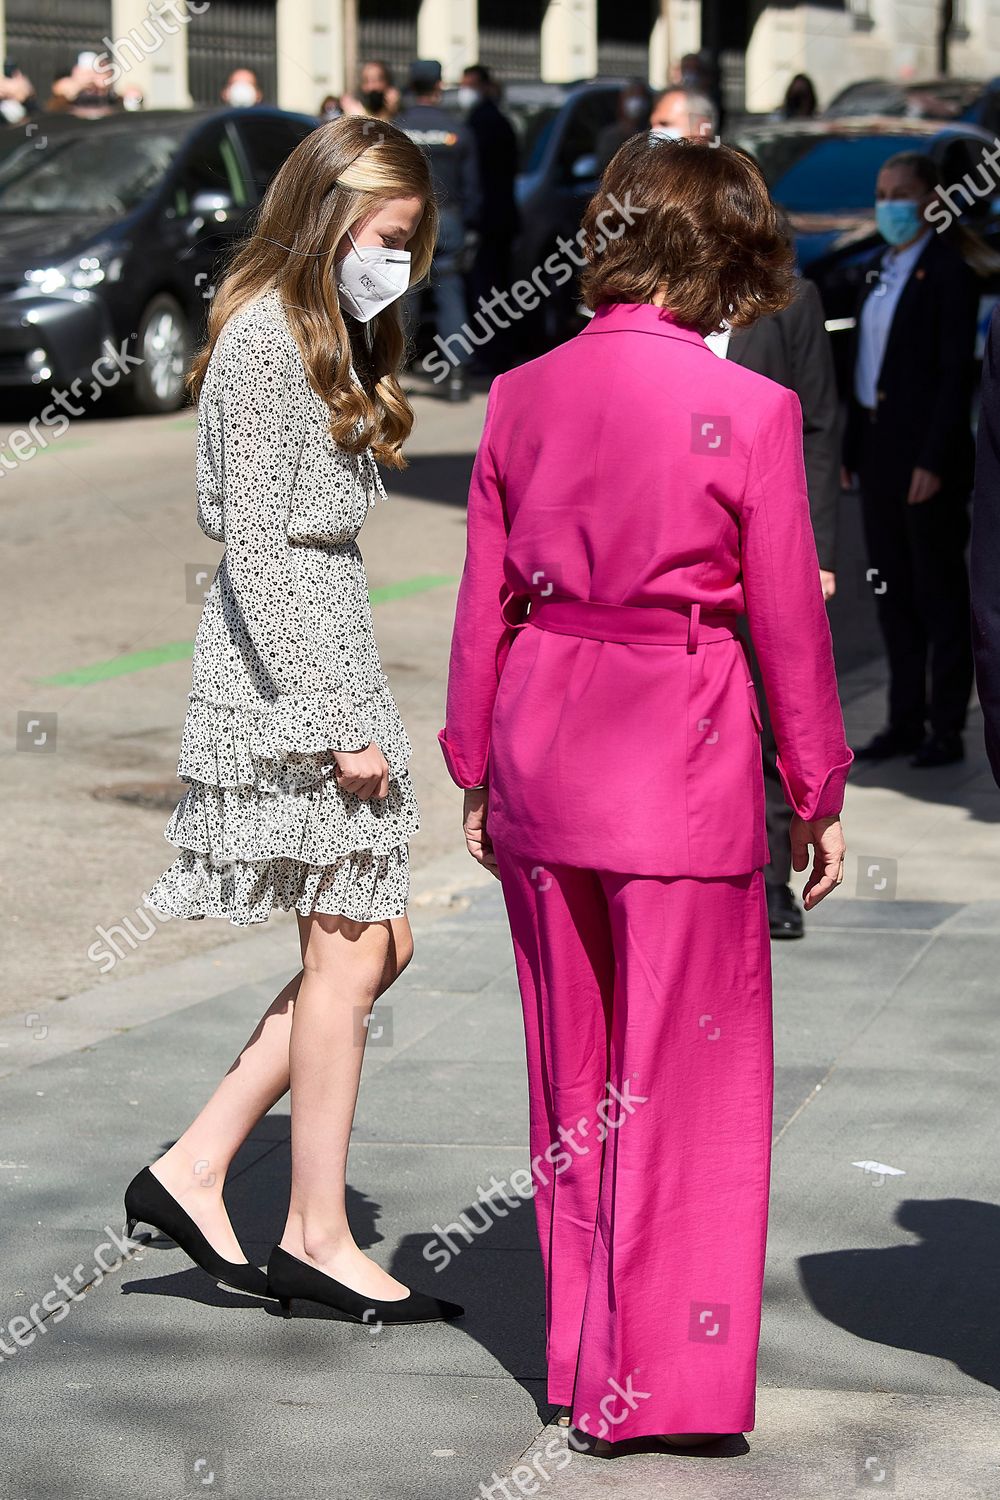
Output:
[0, 130, 182, 214]
[736, 131, 928, 212]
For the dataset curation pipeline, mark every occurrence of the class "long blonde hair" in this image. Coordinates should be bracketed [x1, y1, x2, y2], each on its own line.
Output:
[188, 115, 438, 468]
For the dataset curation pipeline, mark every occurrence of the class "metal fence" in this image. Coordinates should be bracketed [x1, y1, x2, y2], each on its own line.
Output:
[596, 0, 656, 82]
[3, 0, 113, 96]
[186, 0, 278, 109]
[477, 0, 545, 83]
[356, 0, 420, 86]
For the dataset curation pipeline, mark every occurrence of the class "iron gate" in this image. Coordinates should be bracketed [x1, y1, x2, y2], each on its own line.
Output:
[3, 0, 113, 97]
[596, 0, 655, 81]
[356, 0, 420, 85]
[477, 0, 545, 84]
[186, 0, 278, 109]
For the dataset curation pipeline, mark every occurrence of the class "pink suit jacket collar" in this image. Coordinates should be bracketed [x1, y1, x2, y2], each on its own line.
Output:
[580, 301, 711, 350]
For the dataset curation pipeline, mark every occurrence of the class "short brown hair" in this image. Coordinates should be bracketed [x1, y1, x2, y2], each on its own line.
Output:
[579, 134, 796, 334]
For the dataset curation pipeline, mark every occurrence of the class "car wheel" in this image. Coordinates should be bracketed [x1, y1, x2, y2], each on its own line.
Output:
[127, 293, 191, 413]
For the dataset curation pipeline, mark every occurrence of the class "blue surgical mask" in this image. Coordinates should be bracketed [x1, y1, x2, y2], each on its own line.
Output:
[875, 199, 925, 247]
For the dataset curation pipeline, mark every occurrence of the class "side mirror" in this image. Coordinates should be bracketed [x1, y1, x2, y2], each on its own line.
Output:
[571, 153, 599, 180]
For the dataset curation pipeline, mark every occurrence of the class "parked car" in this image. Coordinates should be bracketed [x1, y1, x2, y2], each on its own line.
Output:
[736, 117, 1000, 390]
[824, 76, 988, 120]
[0, 106, 317, 413]
[511, 80, 630, 345]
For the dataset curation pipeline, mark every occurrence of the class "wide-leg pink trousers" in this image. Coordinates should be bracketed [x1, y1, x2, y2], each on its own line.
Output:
[494, 845, 774, 1440]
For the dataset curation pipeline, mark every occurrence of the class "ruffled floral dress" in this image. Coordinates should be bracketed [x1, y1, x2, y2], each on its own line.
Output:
[145, 288, 419, 925]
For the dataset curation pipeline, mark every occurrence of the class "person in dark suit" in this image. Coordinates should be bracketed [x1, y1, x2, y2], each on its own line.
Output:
[709, 276, 841, 938]
[971, 306, 1000, 785]
[459, 63, 520, 371]
[844, 151, 978, 767]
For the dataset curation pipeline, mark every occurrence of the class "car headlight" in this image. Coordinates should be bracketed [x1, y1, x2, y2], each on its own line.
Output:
[24, 243, 126, 295]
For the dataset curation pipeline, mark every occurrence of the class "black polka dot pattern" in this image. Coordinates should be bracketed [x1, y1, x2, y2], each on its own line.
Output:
[145, 288, 417, 925]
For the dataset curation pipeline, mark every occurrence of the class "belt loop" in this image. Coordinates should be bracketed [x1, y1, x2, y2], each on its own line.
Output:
[686, 602, 701, 654]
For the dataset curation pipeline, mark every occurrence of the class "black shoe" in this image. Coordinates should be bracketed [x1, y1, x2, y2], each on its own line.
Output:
[767, 883, 804, 940]
[910, 732, 964, 768]
[266, 1244, 464, 1324]
[124, 1166, 271, 1298]
[852, 727, 924, 761]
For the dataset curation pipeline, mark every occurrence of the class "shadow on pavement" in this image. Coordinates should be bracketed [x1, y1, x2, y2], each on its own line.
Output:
[798, 1198, 1000, 1391]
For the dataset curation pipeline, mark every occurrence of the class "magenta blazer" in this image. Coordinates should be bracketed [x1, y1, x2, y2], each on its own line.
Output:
[439, 301, 853, 875]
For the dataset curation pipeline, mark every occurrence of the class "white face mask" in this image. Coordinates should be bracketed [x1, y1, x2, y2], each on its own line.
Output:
[457, 86, 479, 111]
[225, 81, 258, 108]
[650, 125, 684, 142]
[335, 228, 412, 323]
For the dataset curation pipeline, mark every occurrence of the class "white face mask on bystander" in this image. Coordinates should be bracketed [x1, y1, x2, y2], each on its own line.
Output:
[334, 228, 412, 323]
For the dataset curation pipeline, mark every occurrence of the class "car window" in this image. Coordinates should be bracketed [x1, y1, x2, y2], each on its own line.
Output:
[0, 129, 182, 214]
[172, 128, 250, 215]
[554, 92, 621, 182]
[739, 133, 931, 212]
[234, 115, 317, 197]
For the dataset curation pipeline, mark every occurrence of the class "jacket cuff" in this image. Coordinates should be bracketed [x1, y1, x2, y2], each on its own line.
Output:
[272, 692, 374, 757]
[776, 751, 854, 821]
[438, 727, 489, 789]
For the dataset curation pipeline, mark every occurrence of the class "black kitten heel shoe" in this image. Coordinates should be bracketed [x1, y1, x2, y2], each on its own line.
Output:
[266, 1244, 464, 1324]
[124, 1165, 271, 1298]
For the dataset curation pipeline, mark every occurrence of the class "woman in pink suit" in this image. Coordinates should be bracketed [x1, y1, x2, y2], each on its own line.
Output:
[439, 137, 852, 1446]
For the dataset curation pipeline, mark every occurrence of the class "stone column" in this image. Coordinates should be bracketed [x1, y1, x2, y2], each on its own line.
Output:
[540, 0, 597, 84]
[107, 0, 193, 108]
[417, 0, 478, 84]
[276, 0, 350, 113]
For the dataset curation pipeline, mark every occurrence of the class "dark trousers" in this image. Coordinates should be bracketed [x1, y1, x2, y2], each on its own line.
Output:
[740, 624, 792, 887]
[858, 427, 973, 738]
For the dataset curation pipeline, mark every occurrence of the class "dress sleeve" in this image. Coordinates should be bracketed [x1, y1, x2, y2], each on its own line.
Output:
[438, 378, 511, 787]
[741, 385, 854, 820]
[216, 320, 375, 755]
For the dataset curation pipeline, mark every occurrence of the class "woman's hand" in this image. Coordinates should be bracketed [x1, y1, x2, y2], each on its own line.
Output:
[907, 466, 941, 505]
[333, 742, 390, 801]
[463, 786, 500, 878]
[790, 814, 846, 909]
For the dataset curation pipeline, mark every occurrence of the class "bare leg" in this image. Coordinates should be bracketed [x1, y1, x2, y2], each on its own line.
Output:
[150, 914, 411, 1267]
[278, 910, 414, 1301]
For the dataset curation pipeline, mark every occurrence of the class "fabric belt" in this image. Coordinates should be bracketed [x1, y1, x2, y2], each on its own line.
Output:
[522, 598, 738, 653]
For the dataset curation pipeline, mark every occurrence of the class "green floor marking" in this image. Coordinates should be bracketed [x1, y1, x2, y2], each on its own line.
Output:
[37, 574, 458, 686]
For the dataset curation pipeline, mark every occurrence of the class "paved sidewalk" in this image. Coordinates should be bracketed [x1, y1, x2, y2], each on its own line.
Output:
[2, 667, 999, 1500]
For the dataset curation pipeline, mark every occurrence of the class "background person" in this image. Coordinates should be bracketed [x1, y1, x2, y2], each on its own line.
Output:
[459, 63, 520, 372]
[596, 79, 652, 170]
[396, 58, 482, 401]
[649, 86, 718, 142]
[0, 63, 36, 124]
[844, 151, 978, 767]
[48, 51, 121, 116]
[712, 248, 841, 939]
[971, 307, 1000, 785]
[439, 136, 851, 1448]
[221, 67, 263, 108]
[780, 73, 818, 119]
[341, 58, 400, 122]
